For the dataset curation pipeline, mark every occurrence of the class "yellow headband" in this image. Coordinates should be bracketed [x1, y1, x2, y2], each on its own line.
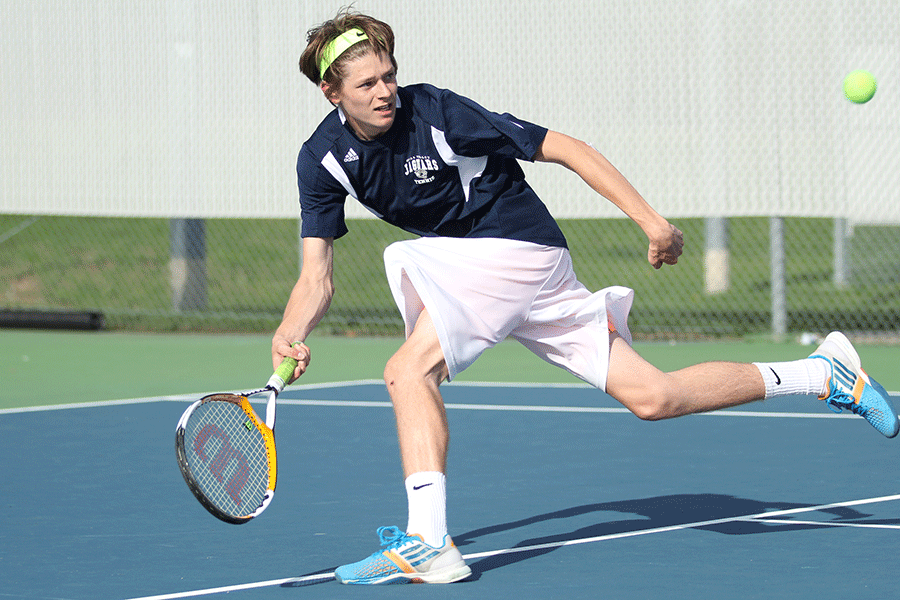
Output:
[319, 28, 369, 80]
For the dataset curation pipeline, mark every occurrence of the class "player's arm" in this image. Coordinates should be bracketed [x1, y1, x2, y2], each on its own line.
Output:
[533, 130, 683, 269]
[272, 236, 335, 380]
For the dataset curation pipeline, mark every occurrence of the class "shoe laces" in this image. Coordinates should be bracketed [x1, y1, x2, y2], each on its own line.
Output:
[376, 526, 413, 550]
[824, 384, 861, 415]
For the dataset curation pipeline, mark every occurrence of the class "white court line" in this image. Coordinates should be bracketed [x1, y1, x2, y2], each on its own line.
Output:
[288, 379, 596, 390]
[279, 399, 860, 419]
[120, 574, 333, 600]
[0, 394, 199, 415]
[0, 380, 384, 415]
[122, 493, 900, 600]
[0, 395, 867, 420]
[2, 379, 897, 417]
[750, 518, 900, 530]
[459, 493, 900, 560]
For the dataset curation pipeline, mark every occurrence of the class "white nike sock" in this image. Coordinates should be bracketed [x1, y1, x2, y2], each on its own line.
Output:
[753, 358, 830, 400]
[405, 471, 447, 548]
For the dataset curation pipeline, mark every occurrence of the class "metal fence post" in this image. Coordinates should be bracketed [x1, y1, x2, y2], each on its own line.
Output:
[705, 217, 730, 294]
[833, 217, 849, 288]
[770, 217, 787, 339]
[170, 218, 207, 311]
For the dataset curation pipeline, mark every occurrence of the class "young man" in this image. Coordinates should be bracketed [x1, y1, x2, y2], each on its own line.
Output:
[272, 10, 898, 585]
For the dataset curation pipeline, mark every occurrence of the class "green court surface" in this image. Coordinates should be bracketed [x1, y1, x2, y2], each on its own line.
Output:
[2, 329, 897, 410]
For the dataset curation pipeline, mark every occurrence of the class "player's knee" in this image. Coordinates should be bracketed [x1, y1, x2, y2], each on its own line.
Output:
[384, 350, 447, 394]
[383, 351, 424, 389]
[383, 353, 405, 389]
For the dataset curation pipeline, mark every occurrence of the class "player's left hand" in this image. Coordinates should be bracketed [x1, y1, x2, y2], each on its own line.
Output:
[647, 222, 684, 269]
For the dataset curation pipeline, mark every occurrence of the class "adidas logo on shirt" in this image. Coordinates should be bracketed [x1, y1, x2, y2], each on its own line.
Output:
[343, 148, 359, 163]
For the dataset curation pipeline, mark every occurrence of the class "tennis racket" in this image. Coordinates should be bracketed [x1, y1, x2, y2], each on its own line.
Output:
[175, 353, 298, 524]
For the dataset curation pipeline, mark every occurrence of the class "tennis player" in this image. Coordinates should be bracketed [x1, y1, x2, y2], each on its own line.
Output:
[272, 10, 899, 585]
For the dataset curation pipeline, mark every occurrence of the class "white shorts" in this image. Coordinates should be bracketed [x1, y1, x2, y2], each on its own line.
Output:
[383, 237, 634, 390]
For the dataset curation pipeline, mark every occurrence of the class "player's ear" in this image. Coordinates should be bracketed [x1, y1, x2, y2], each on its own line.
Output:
[320, 81, 340, 106]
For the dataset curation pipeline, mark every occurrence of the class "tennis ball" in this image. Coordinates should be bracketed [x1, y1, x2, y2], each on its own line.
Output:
[843, 70, 877, 104]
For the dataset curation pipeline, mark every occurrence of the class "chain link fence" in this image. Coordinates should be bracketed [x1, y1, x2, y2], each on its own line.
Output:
[3, 214, 900, 339]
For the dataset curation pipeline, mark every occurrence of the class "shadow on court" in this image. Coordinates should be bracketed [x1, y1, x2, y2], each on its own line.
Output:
[457, 494, 897, 579]
[280, 492, 900, 585]
[279, 568, 336, 588]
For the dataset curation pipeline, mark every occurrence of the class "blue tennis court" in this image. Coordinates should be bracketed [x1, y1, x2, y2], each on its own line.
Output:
[2, 381, 899, 600]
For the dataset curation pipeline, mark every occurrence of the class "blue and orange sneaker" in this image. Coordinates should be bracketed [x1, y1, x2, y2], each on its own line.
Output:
[810, 332, 899, 438]
[334, 526, 471, 585]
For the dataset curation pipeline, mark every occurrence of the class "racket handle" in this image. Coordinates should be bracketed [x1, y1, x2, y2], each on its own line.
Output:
[274, 355, 298, 385]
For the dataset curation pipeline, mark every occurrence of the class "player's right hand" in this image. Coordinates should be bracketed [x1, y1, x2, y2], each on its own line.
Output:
[272, 336, 311, 383]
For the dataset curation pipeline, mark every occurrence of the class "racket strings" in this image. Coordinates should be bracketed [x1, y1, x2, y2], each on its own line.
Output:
[184, 398, 272, 516]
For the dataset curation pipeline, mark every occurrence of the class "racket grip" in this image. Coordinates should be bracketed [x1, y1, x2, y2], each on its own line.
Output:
[274, 355, 299, 385]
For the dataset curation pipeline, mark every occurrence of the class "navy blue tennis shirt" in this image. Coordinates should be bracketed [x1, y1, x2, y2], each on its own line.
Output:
[296, 83, 568, 248]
